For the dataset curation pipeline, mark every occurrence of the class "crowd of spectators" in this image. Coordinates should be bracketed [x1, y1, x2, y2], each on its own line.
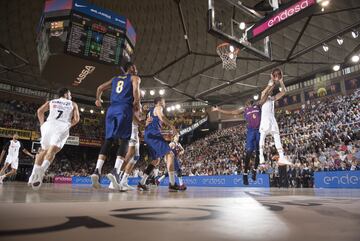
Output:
[1, 89, 359, 188]
[179, 89, 360, 187]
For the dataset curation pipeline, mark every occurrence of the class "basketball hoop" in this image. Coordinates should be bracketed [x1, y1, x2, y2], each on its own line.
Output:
[216, 43, 239, 70]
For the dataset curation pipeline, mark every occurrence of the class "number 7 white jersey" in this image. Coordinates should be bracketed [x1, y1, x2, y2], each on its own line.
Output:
[47, 98, 74, 124]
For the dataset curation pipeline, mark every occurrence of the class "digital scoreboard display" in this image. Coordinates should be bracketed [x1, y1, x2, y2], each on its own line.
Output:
[66, 13, 125, 65]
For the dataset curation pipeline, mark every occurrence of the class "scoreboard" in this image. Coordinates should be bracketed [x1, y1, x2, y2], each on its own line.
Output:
[37, 0, 136, 96]
[66, 13, 124, 65]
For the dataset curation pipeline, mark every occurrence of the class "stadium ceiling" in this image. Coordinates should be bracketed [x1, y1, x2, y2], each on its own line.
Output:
[0, 0, 360, 105]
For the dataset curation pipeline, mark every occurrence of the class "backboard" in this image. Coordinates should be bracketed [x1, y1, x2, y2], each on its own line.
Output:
[208, 0, 272, 60]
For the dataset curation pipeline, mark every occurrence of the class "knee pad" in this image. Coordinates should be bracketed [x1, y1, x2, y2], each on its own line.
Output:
[116, 139, 129, 157]
[99, 139, 114, 156]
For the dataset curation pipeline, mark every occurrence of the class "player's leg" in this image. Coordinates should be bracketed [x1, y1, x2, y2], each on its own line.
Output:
[165, 151, 178, 192]
[157, 170, 168, 184]
[175, 159, 186, 191]
[0, 161, 10, 176]
[243, 128, 255, 185]
[107, 138, 128, 189]
[273, 132, 292, 165]
[259, 131, 267, 164]
[271, 120, 292, 165]
[32, 145, 61, 190]
[92, 109, 116, 188]
[120, 141, 139, 190]
[138, 158, 159, 191]
[28, 149, 46, 185]
[0, 162, 10, 183]
[252, 130, 261, 181]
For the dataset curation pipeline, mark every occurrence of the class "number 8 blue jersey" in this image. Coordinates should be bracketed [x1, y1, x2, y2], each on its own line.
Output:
[110, 74, 134, 106]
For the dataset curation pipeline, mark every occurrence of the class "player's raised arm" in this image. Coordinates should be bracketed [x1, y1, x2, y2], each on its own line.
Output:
[132, 75, 141, 111]
[95, 78, 113, 107]
[71, 102, 80, 127]
[155, 106, 177, 135]
[212, 106, 244, 115]
[37, 101, 50, 126]
[274, 78, 286, 101]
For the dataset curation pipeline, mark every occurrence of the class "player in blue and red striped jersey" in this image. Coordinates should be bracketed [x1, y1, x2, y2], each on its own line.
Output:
[212, 85, 274, 185]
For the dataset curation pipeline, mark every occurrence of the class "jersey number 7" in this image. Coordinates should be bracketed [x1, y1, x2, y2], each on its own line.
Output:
[56, 110, 64, 120]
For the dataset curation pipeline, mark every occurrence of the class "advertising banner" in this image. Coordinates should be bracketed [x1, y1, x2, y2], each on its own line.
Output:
[314, 171, 360, 188]
[54, 176, 72, 184]
[0, 128, 32, 140]
[72, 174, 270, 187]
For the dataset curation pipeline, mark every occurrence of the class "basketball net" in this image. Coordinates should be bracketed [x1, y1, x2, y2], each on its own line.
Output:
[216, 43, 239, 70]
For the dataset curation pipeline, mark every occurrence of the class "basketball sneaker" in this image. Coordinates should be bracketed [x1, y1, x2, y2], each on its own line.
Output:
[31, 167, 45, 191]
[91, 168, 101, 189]
[122, 182, 135, 191]
[137, 182, 149, 191]
[278, 156, 293, 166]
[168, 183, 179, 192]
[178, 184, 187, 191]
[107, 169, 121, 190]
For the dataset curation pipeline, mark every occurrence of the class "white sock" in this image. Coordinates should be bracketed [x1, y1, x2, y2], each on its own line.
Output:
[158, 175, 166, 183]
[120, 173, 129, 185]
[178, 176, 183, 186]
[169, 171, 175, 185]
[96, 159, 105, 174]
[140, 174, 149, 185]
[41, 160, 51, 172]
[114, 158, 124, 174]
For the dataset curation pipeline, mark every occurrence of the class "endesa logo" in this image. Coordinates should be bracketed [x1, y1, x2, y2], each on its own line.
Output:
[252, 0, 315, 37]
[73, 65, 95, 86]
[267, 0, 314, 27]
[323, 174, 359, 185]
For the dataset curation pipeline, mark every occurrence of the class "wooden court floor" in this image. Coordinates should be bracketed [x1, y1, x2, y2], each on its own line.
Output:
[0, 183, 359, 241]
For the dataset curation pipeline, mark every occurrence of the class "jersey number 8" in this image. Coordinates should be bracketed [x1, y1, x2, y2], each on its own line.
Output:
[116, 81, 124, 93]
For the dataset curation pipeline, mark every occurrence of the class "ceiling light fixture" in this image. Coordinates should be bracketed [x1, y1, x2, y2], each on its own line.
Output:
[332, 64, 340, 71]
[322, 43, 329, 52]
[336, 36, 343, 45]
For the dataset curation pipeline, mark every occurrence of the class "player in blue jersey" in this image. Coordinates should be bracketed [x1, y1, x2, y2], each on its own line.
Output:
[138, 97, 179, 192]
[156, 134, 187, 191]
[212, 82, 274, 185]
[90, 62, 141, 189]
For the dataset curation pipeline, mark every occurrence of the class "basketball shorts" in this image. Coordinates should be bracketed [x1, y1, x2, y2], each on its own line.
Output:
[144, 131, 171, 160]
[40, 120, 70, 150]
[245, 128, 260, 152]
[5, 155, 19, 169]
[105, 104, 132, 140]
[259, 116, 280, 134]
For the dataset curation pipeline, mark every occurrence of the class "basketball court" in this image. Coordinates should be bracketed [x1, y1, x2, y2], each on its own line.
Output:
[1, 0, 360, 241]
[0, 183, 360, 241]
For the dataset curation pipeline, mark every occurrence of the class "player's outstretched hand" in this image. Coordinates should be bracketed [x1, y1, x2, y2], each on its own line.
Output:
[212, 106, 219, 112]
[95, 99, 102, 107]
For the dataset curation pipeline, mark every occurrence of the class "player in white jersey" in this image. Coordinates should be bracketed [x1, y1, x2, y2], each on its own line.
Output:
[108, 109, 142, 191]
[259, 68, 292, 166]
[28, 88, 80, 190]
[0, 134, 34, 184]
